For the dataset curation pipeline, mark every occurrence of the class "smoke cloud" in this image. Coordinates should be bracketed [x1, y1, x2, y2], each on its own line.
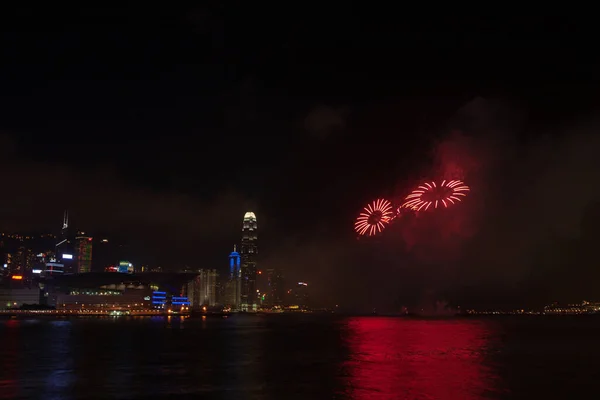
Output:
[418, 98, 600, 306]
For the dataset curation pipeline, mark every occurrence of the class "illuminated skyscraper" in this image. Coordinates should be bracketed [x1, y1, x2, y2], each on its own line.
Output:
[75, 232, 93, 274]
[240, 212, 257, 310]
[223, 245, 241, 309]
[229, 245, 241, 280]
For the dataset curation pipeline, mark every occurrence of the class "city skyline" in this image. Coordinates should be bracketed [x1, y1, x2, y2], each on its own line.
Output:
[0, 208, 314, 314]
[1, 210, 268, 273]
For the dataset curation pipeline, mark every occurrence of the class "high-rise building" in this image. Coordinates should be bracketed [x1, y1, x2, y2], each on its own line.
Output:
[294, 282, 309, 308]
[75, 232, 93, 274]
[55, 211, 69, 255]
[18, 246, 34, 277]
[223, 245, 241, 309]
[187, 269, 218, 308]
[2, 238, 35, 278]
[93, 237, 112, 272]
[6, 245, 34, 276]
[56, 211, 75, 273]
[266, 268, 285, 306]
[240, 212, 258, 311]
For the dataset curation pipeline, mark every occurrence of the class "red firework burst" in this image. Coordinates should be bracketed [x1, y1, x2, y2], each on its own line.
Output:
[401, 180, 470, 211]
[354, 199, 394, 236]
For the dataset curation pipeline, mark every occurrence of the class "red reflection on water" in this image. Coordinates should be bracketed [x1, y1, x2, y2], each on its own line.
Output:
[0, 320, 19, 399]
[340, 318, 498, 399]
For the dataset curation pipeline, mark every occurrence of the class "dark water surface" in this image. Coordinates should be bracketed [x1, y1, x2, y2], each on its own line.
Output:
[1, 315, 599, 399]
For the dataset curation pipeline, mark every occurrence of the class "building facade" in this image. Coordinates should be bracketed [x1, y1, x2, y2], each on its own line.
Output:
[240, 212, 258, 311]
[293, 282, 309, 308]
[5, 246, 34, 277]
[75, 232, 93, 274]
[0, 287, 41, 309]
[53, 288, 151, 310]
[44, 262, 64, 276]
[187, 269, 218, 308]
[1, 234, 36, 278]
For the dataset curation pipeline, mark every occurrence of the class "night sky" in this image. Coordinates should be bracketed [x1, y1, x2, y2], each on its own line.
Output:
[2, 8, 600, 311]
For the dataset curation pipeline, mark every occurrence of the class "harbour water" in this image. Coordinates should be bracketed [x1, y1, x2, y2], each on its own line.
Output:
[1, 314, 598, 399]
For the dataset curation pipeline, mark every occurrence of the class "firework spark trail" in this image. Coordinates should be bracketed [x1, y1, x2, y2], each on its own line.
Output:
[354, 198, 394, 236]
[401, 180, 470, 211]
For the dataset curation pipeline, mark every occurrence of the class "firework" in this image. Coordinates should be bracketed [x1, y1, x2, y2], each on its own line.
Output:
[354, 198, 394, 236]
[401, 179, 470, 211]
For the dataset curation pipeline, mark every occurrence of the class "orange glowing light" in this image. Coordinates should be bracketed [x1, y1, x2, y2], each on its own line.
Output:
[258, 271, 262, 275]
[11, 275, 23, 280]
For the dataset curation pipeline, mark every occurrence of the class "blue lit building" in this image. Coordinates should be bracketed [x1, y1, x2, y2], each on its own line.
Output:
[152, 290, 190, 311]
[229, 246, 240, 280]
[152, 291, 166, 309]
[223, 245, 241, 309]
[172, 296, 190, 307]
[118, 261, 133, 274]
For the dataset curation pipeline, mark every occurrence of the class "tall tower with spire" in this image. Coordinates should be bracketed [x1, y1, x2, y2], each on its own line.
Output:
[62, 210, 68, 231]
[55, 210, 69, 256]
[229, 245, 241, 279]
[240, 212, 258, 311]
[225, 245, 241, 309]
[54, 210, 74, 273]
